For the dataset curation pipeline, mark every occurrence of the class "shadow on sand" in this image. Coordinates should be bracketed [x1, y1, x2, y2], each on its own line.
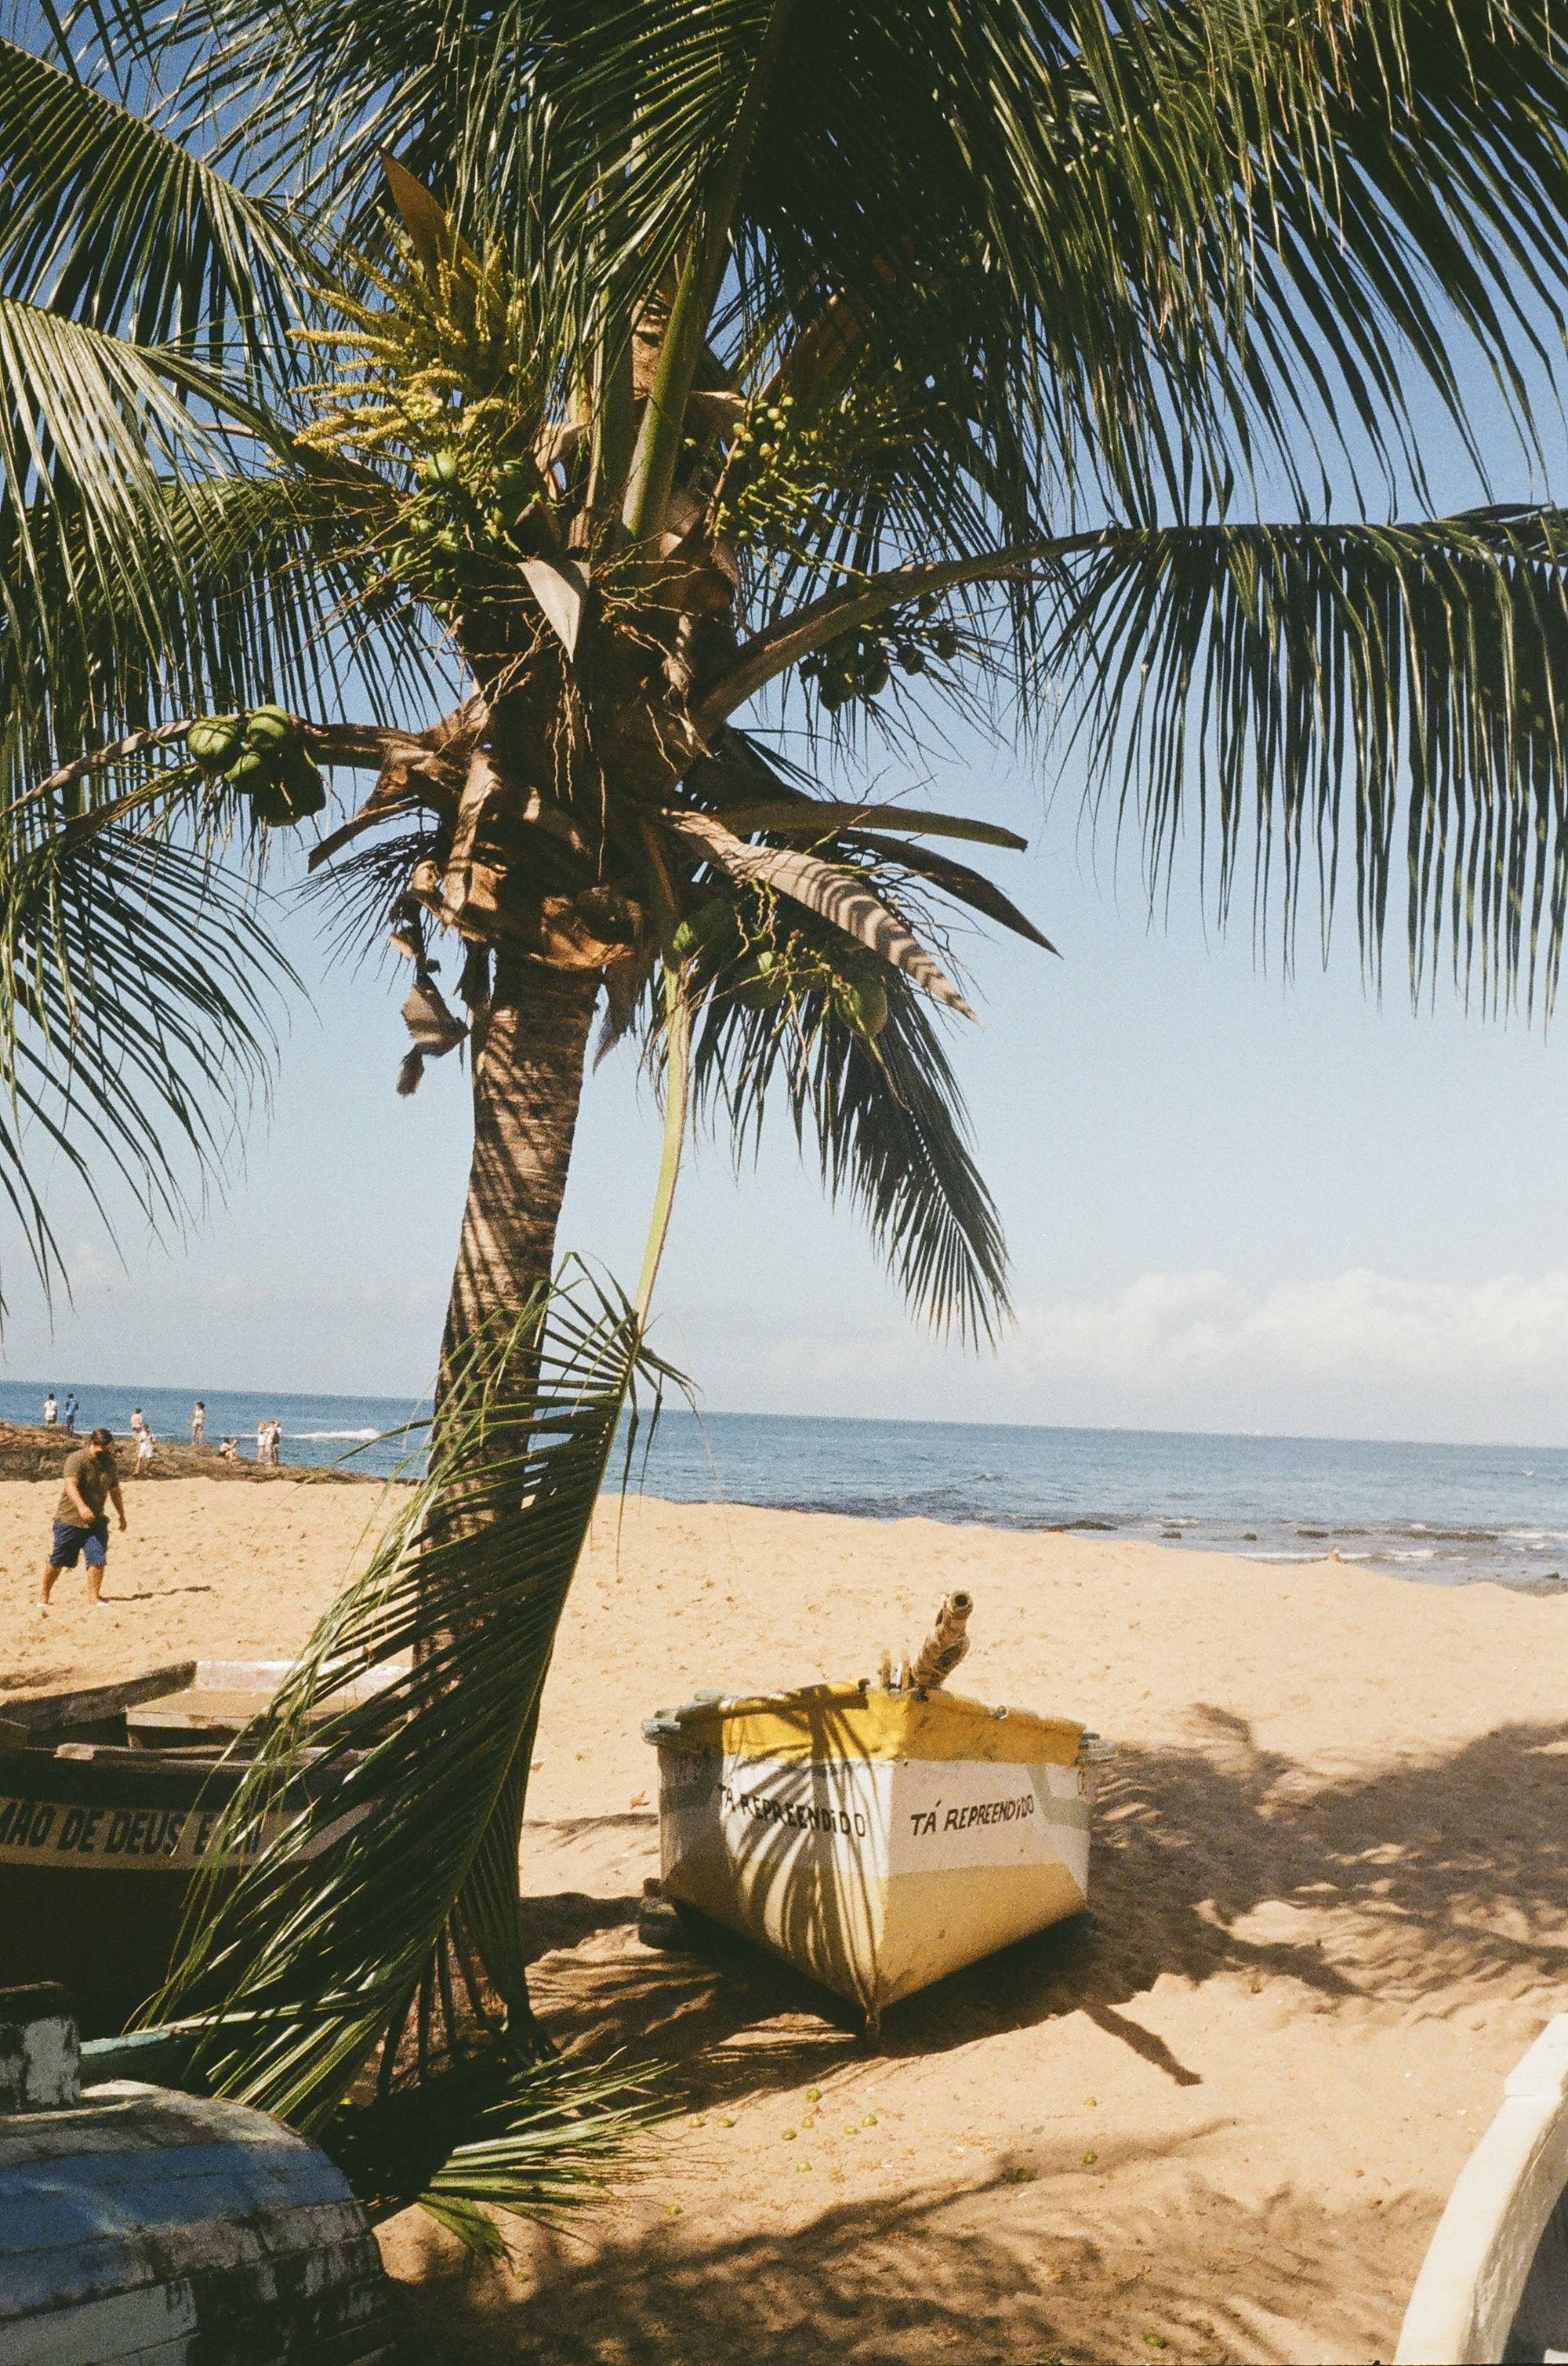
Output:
[394, 1714, 1568, 2361]
[390, 2150, 1434, 2364]
[521, 1712, 1568, 2094]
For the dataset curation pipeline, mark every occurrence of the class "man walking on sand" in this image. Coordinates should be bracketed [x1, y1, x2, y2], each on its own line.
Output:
[39, 1427, 125, 1612]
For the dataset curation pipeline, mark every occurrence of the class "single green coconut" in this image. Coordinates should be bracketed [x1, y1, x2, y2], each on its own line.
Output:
[278, 749, 327, 819]
[248, 775, 298, 826]
[844, 973, 889, 1038]
[224, 748, 272, 790]
[186, 715, 242, 771]
[735, 947, 789, 1009]
[670, 897, 739, 961]
[244, 704, 298, 755]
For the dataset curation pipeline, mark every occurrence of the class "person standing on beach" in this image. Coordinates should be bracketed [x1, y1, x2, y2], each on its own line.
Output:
[134, 1424, 155, 1476]
[42, 1391, 56, 1427]
[190, 1400, 206, 1445]
[39, 1428, 125, 1612]
[129, 1407, 144, 1442]
[256, 1417, 268, 1463]
[62, 1393, 77, 1434]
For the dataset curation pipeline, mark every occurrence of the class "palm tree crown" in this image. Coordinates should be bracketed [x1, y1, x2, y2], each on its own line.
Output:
[10, 0, 1568, 1347]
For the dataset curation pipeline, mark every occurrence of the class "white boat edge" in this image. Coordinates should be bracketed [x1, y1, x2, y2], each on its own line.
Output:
[1396, 2013, 1568, 2365]
[191, 1660, 408, 1703]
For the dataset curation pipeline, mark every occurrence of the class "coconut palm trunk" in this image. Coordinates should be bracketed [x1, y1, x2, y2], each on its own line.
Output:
[439, 958, 600, 1380]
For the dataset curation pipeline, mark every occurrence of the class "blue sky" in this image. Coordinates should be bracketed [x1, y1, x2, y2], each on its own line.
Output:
[6, 708, 1567, 1448]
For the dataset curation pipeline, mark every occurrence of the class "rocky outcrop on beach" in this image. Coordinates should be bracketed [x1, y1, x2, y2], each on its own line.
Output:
[0, 1423, 376, 1484]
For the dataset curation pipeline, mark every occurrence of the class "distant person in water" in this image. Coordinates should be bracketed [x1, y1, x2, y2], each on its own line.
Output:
[42, 1392, 56, 1427]
[134, 1425, 155, 1476]
[190, 1400, 206, 1446]
[39, 1427, 125, 1612]
[62, 1394, 77, 1434]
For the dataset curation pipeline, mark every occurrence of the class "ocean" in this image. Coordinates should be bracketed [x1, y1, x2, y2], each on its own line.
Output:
[4, 1379, 1566, 1590]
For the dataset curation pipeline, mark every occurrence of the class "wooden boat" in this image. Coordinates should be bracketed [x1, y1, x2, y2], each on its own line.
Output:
[644, 1678, 1114, 2032]
[0, 1983, 394, 2363]
[0, 1661, 392, 2036]
[1396, 2014, 1568, 2364]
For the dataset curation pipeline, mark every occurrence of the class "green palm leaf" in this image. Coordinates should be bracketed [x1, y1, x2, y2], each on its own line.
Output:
[1051, 508, 1568, 1008]
[691, 950, 1007, 1341]
[0, 761, 294, 1301]
[152, 1270, 681, 2238]
[0, 297, 225, 583]
[0, 36, 303, 370]
[2, 467, 423, 812]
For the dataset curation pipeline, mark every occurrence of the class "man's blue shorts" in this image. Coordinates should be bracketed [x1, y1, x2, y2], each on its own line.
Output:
[49, 1517, 107, 1569]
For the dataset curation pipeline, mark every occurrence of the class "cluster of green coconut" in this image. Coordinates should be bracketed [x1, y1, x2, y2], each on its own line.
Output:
[800, 596, 962, 713]
[670, 896, 890, 1038]
[374, 446, 539, 609]
[186, 707, 326, 826]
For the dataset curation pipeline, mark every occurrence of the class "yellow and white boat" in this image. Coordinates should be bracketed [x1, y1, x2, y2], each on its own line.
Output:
[643, 1672, 1112, 2031]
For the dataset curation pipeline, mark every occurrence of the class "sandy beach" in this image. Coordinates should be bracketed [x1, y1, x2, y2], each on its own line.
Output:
[4, 1474, 1566, 2362]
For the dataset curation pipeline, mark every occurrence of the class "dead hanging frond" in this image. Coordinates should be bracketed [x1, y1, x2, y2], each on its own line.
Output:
[399, 976, 467, 1092]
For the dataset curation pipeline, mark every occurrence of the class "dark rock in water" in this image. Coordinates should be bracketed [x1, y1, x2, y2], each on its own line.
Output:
[1519, 1571, 1566, 1595]
[0, 1423, 376, 1485]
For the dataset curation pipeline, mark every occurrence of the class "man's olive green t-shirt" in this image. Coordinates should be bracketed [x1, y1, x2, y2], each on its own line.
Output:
[56, 1447, 117, 1525]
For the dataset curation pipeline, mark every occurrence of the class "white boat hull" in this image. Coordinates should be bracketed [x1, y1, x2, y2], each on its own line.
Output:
[648, 1681, 1107, 2025]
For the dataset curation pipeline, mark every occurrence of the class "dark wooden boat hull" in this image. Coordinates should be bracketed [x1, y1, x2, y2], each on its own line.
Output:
[0, 1748, 255, 2034]
[0, 1662, 387, 2036]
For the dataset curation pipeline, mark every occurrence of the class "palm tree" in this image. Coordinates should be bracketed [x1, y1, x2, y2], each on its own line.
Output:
[12, 0, 1568, 2239]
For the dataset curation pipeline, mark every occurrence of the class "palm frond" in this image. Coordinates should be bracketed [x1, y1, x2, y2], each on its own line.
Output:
[0, 297, 227, 605]
[666, 806, 976, 1016]
[839, 830, 1057, 954]
[1051, 507, 1568, 1010]
[689, 949, 1008, 1342]
[153, 1271, 681, 2237]
[2, 468, 427, 807]
[711, 800, 1025, 851]
[688, 726, 1058, 953]
[0, 761, 294, 1300]
[325, 2049, 662, 2252]
[0, 36, 304, 374]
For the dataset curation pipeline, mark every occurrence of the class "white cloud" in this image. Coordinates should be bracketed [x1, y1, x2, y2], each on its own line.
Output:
[684, 1267, 1568, 1445]
[1001, 1267, 1568, 1439]
[1014, 1267, 1568, 1389]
